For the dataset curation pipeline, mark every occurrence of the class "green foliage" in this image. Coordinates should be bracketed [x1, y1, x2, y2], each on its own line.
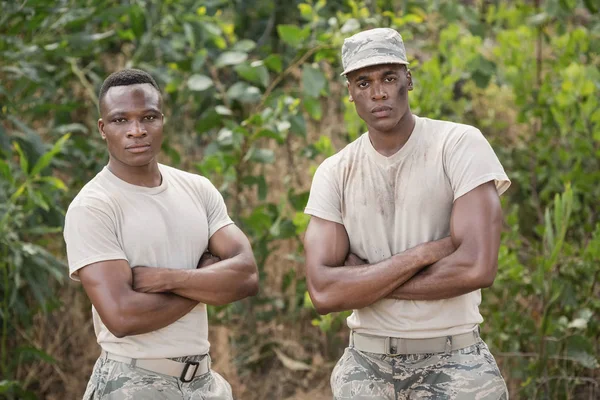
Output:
[0, 0, 598, 398]
[0, 137, 68, 397]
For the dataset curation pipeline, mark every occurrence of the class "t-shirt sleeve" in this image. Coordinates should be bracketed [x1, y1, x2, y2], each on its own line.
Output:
[304, 158, 343, 224]
[63, 204, 128, 281]
[444, 127, 511, 201]
[200, 177, 234, 238]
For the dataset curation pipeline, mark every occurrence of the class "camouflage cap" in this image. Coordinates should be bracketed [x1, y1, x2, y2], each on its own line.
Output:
[341, 28, 408, 76]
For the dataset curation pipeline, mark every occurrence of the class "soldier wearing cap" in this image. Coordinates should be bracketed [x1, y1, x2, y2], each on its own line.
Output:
[304, 28, 510, 398]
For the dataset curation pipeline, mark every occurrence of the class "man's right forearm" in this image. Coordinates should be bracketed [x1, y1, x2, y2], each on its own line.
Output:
[108, 291, 197, 338]
[308, 237, 454, 314]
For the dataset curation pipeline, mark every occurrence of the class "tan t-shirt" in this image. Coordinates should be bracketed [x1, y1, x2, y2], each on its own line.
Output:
[305, 115, 510, 338]
[64, 164, 233, 358]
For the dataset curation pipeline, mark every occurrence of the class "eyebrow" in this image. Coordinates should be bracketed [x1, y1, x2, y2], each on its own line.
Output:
[107, 108, 161, 117]
[353, 70, 399, 82]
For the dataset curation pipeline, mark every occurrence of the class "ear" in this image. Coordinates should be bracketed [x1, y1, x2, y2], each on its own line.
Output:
[98, 118, 106, 140]
[346, 80, 354, 102]
[406, 68, 413, 91]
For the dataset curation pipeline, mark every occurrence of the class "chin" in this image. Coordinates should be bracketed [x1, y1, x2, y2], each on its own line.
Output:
[371, 119, 401, 133]
[122, 154, 156, 168]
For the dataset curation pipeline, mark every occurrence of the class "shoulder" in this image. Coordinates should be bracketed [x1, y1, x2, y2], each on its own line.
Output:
[160, 164, 208, 188]
[420, 117, 480, 139]
[67, 172, 114, 215]
[160, 164, 221, 199]
[419, 117, 486, 151]
[314, 133, 366, 176]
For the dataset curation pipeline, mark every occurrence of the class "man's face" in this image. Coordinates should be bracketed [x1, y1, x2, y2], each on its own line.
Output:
[346, 64, 413, 133]
[98, 83, 164, 169]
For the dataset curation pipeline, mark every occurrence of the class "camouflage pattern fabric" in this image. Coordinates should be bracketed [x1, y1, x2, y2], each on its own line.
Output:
[341, 28, 409, 76]
[331, 340, 508, 400]
[83, 354, 233, 399]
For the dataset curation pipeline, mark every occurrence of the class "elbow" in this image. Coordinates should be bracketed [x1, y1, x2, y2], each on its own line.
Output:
[104, 315, 132, 338]
[245, 270, 259, 297]
[243, 257, 259, 297]
[469, 261, 498, 289]
[307, 281, 338, 315]
[311, 294, 334, 315]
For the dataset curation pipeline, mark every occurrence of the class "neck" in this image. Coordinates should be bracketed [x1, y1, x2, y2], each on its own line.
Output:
[368, 111, 416, 157]
[107, 158, 162, 187]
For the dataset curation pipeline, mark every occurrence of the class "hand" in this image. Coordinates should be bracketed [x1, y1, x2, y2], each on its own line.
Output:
[132, 267, 167, 293]
[344, 253, 367, 266]
[197, 252, 221, 269]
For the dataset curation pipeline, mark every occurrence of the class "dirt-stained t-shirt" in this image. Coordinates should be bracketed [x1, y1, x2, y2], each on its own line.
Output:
[64, 164, 233, 358]
[305, 115, 510, 338]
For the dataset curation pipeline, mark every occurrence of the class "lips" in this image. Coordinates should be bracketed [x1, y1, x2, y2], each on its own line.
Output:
[126, 143, 151, 153]
[371, 105, 393, 118]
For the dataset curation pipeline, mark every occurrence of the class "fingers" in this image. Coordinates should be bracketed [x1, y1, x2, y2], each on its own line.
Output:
[344, 253, 367, 266]
[197, 252, 221, 268]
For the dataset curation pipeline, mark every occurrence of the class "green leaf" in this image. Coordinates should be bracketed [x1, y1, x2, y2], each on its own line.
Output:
[29, 189, 50, 211]
[303, 97, 322, 121]
[234, 62, 270, 88]
[255, 129, 284, 144]
[215, 106, 233, 116]
[215, 51, 248, 68]
[53, 123, 87, 135]
[192, 52, 207, 72]
[13, 142, 28, 175]
[187, 74, 213, 91]
[314, 135, 335, 157]
[31, 133, 71, 176]
[302, 65, 326, 98]
[38, 176, 67, 191]
[298, 3, 313, 20]
[247, 148, 275, 164]
[16, 346, 57, 364]
[227, 82, 261, 104]
[289, 114, 307, 138]
[128, 4, 146, 39]
[232, 39, 256, 52]
[0, 159, 11, 182]
[293, 212, 311, 234]
[257, 175, 267, 200]
[264, 54, 283, 73]
[277, 25, 310, 47]
[289, 190, 310, 211]
[196, 110, 222, 134]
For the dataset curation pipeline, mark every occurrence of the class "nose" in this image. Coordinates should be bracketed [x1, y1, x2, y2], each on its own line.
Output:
[127, 120, 147, 138]
[371, 82, 388, 101]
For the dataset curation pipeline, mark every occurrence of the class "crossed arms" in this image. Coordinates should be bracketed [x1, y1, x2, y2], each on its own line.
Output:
[78, 224, 258, 338]
[304, 181, 502, 315]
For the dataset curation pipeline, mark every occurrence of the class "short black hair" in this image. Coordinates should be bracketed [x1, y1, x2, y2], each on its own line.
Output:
[98, 69, 160, 106]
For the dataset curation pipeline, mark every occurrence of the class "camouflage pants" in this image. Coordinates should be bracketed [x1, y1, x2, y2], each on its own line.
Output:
[331, 340, 508, 399]
[82, 354, 233, 399]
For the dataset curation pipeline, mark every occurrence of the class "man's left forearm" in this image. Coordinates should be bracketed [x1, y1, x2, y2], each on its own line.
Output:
[386, 249, 494, 301]
[134, 255, 258, 305]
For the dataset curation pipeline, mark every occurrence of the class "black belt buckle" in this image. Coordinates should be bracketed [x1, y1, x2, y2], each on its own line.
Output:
[180, 360, 199, 383]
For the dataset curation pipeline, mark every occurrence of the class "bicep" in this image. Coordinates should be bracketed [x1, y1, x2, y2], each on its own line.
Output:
[450, 181, 502, 261]
[207, 224, 252, 260]
[78, 259, 133, 320]
[304, 216, 350, 272]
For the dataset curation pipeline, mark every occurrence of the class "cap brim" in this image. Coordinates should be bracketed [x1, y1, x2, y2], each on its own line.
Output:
[341, 55, 409, 76]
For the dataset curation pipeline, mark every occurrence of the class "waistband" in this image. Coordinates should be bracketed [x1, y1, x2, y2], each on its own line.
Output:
[101, 351, 211, 383]
[350, 329, 480, 356]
